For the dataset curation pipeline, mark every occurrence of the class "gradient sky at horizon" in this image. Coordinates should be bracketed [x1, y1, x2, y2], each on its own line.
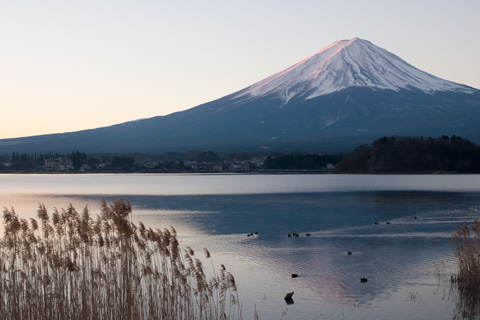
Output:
[1, 0, 479, 140]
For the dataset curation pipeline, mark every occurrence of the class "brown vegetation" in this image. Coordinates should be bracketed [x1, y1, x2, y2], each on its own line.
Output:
[451, 220, 480, 319]
[0, 199, 241, 320]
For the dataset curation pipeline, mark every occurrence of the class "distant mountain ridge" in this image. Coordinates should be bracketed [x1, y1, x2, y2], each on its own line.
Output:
[0, 38, 479, 154]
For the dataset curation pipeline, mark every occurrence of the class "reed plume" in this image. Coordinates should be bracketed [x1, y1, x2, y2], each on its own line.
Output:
[0, 199, 242, 320]
[451, 220, 480, 319]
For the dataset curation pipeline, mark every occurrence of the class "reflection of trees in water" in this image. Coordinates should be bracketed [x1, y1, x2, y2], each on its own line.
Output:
[451, 220, 480, 320]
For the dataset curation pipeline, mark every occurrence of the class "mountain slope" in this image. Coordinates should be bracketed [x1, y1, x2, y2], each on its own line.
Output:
[0, 38, 479, 154]
[235, 38, 474, 102]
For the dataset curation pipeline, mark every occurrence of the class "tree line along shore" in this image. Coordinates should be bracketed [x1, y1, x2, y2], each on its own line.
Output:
[1, 135, 480, 174]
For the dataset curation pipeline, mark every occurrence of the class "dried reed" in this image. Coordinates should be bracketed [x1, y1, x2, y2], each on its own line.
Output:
[451, 220, 480, 319]
[0, 199, 241, 320]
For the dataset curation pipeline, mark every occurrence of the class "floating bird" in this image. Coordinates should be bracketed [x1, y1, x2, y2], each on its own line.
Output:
[348, 251, 352, 255]
[284, 292, 295, 305]
[360, 278, 368, 283]
[291, 274, 298, 278]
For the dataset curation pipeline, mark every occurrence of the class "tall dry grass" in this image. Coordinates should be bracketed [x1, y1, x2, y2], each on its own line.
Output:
[451, 220, 480, 319]
[0, 199, 241, 320]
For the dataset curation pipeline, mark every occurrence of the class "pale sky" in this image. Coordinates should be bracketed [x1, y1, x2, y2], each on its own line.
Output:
[1, 0, 479, 139]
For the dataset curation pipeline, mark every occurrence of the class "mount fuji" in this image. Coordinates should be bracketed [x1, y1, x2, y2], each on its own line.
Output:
[235, 38, 473, 101]
[1, 38, 479, 154]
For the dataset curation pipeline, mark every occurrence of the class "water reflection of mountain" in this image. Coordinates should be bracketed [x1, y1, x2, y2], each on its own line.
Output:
[83, 191, 466, 319]
[3, 191, 475, 319]
[106, 192, 480, 237]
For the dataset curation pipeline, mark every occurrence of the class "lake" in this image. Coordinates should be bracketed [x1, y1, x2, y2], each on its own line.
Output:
[1, 173, 479, 319]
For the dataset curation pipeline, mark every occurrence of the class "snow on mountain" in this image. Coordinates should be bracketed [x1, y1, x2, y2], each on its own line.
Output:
[1, 37, 480, 155]
[235, 38, 474, 104]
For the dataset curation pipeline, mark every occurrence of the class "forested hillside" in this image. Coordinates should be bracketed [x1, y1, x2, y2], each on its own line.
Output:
[336, 135, 480, 173]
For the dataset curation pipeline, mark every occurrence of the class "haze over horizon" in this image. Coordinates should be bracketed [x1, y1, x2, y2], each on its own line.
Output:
[1, 1, 479, 140]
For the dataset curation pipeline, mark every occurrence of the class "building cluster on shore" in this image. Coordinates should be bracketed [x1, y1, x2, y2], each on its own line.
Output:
[137, 157, 266, 173]
[0, 155, 266, 173]
[5, 135, 479, 174]
[0, 153, 339, 174]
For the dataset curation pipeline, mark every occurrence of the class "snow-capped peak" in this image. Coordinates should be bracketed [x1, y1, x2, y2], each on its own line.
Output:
[235, 38, 474, 103]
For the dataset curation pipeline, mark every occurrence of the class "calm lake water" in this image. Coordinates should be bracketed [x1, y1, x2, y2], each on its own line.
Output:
[1, 173, 480, 319]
